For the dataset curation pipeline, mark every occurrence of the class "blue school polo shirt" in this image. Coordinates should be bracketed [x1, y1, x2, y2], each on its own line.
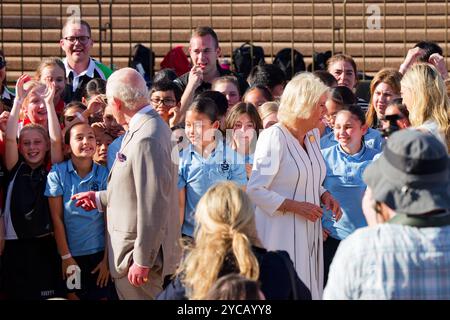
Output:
[107, 134, 124, 171]
[45, 160, 109, 256]
[320, 127, 384, 151]
[321, 143, 381, 240]
[178, 141, 247, 237]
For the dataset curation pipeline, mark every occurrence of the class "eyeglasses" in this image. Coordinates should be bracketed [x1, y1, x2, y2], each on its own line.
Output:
[63, 36, 91, 45]
[150, 98, 176, 107]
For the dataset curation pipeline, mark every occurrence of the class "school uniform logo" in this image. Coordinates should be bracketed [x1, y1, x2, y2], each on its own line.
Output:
[90, 181, 99, 192]
[219, 160, 230, 174]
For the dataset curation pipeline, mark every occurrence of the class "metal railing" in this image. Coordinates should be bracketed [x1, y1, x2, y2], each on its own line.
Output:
[1, 1, 449, 84]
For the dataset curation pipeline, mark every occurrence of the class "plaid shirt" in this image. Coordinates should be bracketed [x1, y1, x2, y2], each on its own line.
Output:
[323, 223, 450, 300]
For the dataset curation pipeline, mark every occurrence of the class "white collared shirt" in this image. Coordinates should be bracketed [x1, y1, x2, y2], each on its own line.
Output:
[63, 58, 96, 92]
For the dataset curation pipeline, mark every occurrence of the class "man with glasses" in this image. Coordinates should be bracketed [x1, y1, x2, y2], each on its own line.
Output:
[60, 18, 112, 103]
[174, 26, 248, 124]
[0, 50, 15, 111]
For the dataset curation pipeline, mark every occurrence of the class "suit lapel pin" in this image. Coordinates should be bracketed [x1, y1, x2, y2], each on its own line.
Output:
[117, 152, 127, 162]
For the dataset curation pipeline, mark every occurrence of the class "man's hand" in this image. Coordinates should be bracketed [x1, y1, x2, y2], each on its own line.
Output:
[186, 65, 203, 91]
[128, 262, 150, 287]
[71, 191, 97, 211]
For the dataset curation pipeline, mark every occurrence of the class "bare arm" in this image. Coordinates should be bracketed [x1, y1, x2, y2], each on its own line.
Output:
[43, 82, 63, 164]
[48, 196, 78, 279]
[178, 66, 203, 124]
[5, 75, 30, 171]
[178, 188, 186, 227]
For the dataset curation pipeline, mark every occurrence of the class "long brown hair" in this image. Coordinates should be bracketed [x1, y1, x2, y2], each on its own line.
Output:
[366, 68, 402, 128]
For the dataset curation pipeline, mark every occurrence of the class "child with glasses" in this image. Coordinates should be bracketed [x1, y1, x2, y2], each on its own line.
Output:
[149, 80, 181, 128]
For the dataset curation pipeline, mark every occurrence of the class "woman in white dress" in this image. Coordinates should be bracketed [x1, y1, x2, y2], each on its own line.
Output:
[247, 73, 342, 300]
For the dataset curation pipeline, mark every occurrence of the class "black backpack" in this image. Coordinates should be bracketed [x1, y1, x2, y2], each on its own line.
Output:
[232, 42, 265, 80]
[273, 48, 306, 80]
[307, 50, 332, 71]
[129, 43, 155, 88]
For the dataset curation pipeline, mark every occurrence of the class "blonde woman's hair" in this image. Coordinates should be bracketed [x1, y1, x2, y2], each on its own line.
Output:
[277, 72, 329, 126]
[258, 101, 279, 121]
[401, 63, 450, 149]
[179, 181, 261, 300]
[366, 68, 402, 128]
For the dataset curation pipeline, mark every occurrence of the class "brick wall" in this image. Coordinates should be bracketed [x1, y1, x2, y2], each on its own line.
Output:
[1, 0, 450, 84]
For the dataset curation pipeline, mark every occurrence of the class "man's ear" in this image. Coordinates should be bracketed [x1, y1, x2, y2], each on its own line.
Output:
[81, 97, 87, 105]
[112, 97, 122, 110]
[59, 39, 64, 49]
[212, 120, 220, 129]
[216, 46, 222, 58]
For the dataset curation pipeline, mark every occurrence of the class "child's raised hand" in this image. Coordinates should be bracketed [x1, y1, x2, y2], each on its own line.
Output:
[43, 81, 56, 106]
[0, 111, 11, 133]
[86, 95, 106, 117]
[14, 74, 32, 102]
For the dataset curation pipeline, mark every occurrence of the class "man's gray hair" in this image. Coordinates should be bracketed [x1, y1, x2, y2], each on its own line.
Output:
[106, 68, 149, 111]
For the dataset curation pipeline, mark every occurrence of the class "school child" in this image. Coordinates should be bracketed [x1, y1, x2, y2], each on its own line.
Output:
[45, 122, 113, 300]
[178, 97, 247, 238]
[225, 102, 263, 179]
[1, 74, 63, 299]
[149, 80, 181, 128]
[92, 125, 114, 167]
[211, 76, 241, 109]
[35, 57, 67, 118]
[242, 85, 273, 109]
[320, 87, 384, 151]
[81, 78, 108, 124]
[320, 104, 381, 285]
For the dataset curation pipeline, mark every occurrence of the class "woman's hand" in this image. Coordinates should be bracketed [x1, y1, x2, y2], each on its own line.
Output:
[321, 191, 342, 221]
[290, 200, 323, 222]
[91, 257, 110, 288]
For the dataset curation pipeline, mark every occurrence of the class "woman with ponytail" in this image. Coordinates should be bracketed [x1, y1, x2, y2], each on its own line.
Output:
[157, 182, 311, 300]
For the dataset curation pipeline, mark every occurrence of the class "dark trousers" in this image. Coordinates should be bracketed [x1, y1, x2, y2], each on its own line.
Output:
[323, 236, 341, 288]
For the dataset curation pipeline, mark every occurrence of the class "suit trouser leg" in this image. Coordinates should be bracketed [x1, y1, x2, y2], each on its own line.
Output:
[114, 269, 163, 300]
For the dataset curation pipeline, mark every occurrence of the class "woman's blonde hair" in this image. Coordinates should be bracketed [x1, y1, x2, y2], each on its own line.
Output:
[258, 101, 279, 121]
[366, 68, 402, 128]
[401, 63, 450, 148]
[277, 72, 329, 126]
[179, 181, 261, 300]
